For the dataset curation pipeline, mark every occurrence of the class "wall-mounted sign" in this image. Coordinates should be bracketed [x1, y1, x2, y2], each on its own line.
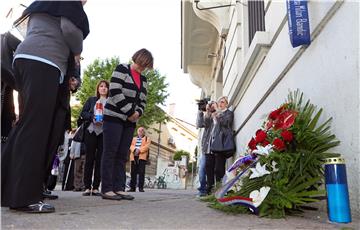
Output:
[286, 0, 311, 48]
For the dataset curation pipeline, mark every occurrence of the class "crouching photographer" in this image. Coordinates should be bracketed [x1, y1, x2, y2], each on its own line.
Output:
[195, 98, 216, 196]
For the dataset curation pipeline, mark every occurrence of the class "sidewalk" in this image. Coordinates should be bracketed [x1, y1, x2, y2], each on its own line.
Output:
[1, 188, 358, 229]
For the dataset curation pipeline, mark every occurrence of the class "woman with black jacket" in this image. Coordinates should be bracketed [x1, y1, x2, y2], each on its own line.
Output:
[206, 96, 234, 194]
[79, 80, 109, 196]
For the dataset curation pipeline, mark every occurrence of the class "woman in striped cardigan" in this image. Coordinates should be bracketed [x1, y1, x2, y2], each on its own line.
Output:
[100, 49, 153, 200]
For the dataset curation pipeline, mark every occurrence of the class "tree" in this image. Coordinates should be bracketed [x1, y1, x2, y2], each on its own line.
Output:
[77, 57, 120, 104]
[71, 57, 120, 128]
[136, 69, 169, 129]
[173, 150, 190, 162]
[71, 56, 169, 129]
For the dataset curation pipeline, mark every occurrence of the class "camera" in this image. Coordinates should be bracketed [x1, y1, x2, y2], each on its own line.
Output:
[196, 97, 210, 111]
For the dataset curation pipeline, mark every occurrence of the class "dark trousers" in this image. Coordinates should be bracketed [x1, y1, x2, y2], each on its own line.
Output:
[205, 153, 226, 193]
[101, 120, 135, 193]
[74, 154, 86, 189]
[43, 101, 69, 189]
[84, 130, 103, 190]
[130, 157, 146, 190]
[1, 59, 59, 208]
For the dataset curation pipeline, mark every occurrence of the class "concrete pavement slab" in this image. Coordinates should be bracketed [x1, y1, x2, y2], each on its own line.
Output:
[1, 188, 358, 229]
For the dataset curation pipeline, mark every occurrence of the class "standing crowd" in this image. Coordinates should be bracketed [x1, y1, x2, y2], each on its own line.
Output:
[1, 0, 153, 213]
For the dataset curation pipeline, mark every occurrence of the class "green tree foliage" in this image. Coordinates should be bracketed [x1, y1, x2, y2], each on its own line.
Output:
[71, 56, 169, 129]
[173, 150, 190, 162]
[77, 57, 120, 104]
[136, 69, 169, 129]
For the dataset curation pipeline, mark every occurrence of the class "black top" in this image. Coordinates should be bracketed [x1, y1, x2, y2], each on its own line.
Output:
[22, 0, 90, 39]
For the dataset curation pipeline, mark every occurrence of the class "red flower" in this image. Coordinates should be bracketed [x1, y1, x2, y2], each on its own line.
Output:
[273, 138, 285, 151]
[265, 120, 273, 130]
[273, 110, 298, 130]
[281, 130, 293, 142]
[268, 105, 287, 120]
[268, 109, 281, 120]
[255, 129, 267, 143]
[248, 138, 257, 150]
[274, 119, 284, 130]
[280, 111, 297, 129]
[261, 140, 270, 146]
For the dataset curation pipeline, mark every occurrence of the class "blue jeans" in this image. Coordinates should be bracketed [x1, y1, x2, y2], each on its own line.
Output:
[198, 154, 207, 194]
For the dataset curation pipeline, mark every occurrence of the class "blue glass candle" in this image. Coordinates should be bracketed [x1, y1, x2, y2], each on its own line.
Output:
[324, 157, 351, 223]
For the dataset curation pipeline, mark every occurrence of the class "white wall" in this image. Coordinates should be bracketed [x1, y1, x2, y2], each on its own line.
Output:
[224, 1, 359, 216]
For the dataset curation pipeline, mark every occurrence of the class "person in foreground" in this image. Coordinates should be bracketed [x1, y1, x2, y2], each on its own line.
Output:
[101, 49, 153, 200]
[1, 0, 89, 213]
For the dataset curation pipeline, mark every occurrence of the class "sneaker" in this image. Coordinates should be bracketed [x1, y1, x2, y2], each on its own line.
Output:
[10, 201, 55, 213]
[82, 189, 91, 196]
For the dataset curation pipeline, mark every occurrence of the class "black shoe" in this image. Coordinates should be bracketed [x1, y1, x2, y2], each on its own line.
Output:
[101, 193, 122, 200]
[10, 201, 55, 213]
[82, 190, 91, 196]
[115, 192, 135, 200]
[127, 189, 136, 192]
[91, 190, 101, 196]
[73, 188, 83, 192]
[139, 189, 145, 192]
[42, 191, 58, 200]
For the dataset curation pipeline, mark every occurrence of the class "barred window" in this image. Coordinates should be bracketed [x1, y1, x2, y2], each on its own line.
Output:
[248, 0, 265, 46]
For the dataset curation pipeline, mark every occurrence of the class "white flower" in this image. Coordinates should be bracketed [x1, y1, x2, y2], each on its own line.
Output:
[252, 144, 273, 156]
[271, 160, 279, 172]
[249, 162, 270, 179]
[249, 186, 271, 207]
[223, 170, 236, 184]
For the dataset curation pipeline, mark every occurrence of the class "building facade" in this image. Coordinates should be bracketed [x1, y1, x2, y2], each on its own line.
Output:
[141, 112, 198, 189]
[181, 0, 359, 216]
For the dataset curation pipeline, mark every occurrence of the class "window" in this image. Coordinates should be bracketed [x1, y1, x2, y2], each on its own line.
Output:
[248, 0, 265, 46]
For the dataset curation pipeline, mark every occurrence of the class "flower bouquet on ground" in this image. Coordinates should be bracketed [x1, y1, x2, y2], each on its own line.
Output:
[203, 90, 340, 218]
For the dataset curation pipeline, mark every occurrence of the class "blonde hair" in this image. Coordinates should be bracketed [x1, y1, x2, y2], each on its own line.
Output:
[217, 96, 229, 104]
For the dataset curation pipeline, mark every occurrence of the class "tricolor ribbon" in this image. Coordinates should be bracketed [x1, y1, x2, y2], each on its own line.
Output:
[217, 196, 258, 214]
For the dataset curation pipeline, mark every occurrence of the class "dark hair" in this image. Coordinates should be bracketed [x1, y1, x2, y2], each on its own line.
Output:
[95, 80, 109, 98]
[132, 48, 154, 69]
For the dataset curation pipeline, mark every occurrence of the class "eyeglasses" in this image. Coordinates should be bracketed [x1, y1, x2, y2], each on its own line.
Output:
[219, 101, 226, 104]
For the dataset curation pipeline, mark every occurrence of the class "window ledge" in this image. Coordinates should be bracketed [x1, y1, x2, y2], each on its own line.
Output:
[229, 31, 272, 107]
